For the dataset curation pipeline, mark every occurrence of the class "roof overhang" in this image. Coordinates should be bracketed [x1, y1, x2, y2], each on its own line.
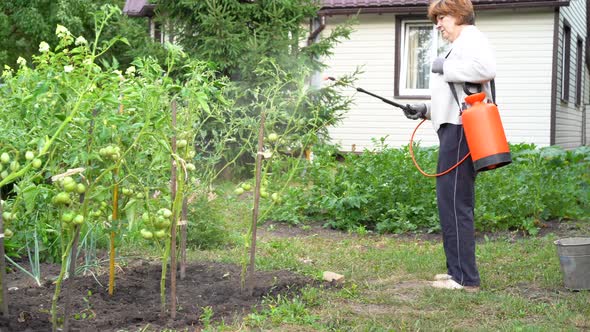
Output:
[123, 0, 156, 17]
[319, 0, 570, 16]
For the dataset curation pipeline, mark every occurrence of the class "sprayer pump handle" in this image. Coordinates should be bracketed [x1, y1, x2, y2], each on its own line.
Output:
[464, 92, 487, 105]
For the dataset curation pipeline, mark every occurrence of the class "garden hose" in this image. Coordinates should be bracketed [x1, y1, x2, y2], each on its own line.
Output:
[409, 118, 470, 178]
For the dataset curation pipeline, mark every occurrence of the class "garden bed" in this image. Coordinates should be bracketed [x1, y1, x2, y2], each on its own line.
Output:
[0, 260, 315, 331]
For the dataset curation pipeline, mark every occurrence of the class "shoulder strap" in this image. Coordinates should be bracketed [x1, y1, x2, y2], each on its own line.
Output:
[490, 79, 496, 104]
[443, 49, 496, 106]
[448, 82, 462, 109]
[448, 79, 496, 108]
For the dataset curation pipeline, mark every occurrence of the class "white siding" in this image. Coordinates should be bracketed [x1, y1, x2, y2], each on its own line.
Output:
[555, 0, 588, 149]
[322, 10, 556, 152]
[477, 10, 554, 147]
[585, 67, 590, 145]
[323, 14, 415, 152]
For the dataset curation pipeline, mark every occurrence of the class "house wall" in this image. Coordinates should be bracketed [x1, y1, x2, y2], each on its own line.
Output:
[585, 66, 590, 145]
[555, 0, 588, 149]
[322, 9, 557, 152]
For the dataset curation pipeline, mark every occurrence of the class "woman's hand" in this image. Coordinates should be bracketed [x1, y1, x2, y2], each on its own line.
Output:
[404, 104, 427, 120]
[431, 57, 445, 74]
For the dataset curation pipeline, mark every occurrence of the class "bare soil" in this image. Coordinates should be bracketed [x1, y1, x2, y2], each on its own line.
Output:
[0, 259, 317, 332]
[258, 218, 587, 242]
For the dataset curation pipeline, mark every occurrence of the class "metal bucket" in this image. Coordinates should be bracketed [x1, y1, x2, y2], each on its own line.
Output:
[554, 237, 590, 291]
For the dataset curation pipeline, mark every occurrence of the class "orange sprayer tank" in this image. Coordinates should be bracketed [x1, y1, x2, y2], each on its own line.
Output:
[462, 92, 512, 172]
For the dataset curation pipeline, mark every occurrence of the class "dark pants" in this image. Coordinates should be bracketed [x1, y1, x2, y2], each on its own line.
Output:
[436, 124, 480, 287]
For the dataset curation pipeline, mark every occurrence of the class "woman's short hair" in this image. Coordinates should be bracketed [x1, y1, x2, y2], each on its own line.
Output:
[428, 0, 475, 25]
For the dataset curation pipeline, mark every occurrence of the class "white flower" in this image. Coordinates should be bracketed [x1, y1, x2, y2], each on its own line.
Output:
[16, 57, 26, 67]
[55, 24, 71, 38]
[64, 65, 74, 73]
[39, 41, 50, 53]
[125, 66, 136, 75]
[75, 36, 87, 46]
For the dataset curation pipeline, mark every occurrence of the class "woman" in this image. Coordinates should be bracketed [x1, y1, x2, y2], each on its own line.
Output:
[404, 0, 496, 291]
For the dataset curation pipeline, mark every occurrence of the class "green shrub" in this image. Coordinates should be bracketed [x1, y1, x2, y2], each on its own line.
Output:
[268, 142, 590, 234]
[185, 194, 231, 250]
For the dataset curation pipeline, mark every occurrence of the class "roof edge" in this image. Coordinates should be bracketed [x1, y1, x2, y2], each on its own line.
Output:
[123, 3, 156, 17]
[319, 1, 570, 16]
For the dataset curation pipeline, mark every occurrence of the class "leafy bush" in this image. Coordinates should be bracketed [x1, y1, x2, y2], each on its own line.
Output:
[268, 142, 590, 234]
[185, 193, 231, 250]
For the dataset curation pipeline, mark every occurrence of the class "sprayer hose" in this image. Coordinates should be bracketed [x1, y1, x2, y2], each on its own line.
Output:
[409, 119, 471, 178]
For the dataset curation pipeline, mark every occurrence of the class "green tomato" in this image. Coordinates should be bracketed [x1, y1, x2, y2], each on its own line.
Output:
[122, 188, 132, 195]
[0, 153, 10, 164]
[0, 171, 7, 179]
[25, 151, 35, 161]
[2, 212, 10, 221]
[271, 193, 280, 202]
[142, 212, 150, 222]
[186, 163, 196, 172]
[268, 133, 279, 142]
[177, 139, 188, 149]
[104, 146, 115, 156]
[234, 187, 245, 195]
[260, 190, 269, 198]
[72, 215, 84, 225]
[158, 208, 173, 219]
[154, 229, 167, 239]
[157, 218, 171, 229]
[54, 192, 71, 205]
[62, 176, 75, 184]
[63, 181, 77, 193]
[136, 192, 144, 199]
[4, 229, 13, 239]
[9, 161, 20, 172]
[140, 228, 153, 240]
[62, 212, 74, 223]
[32, 158, 42, 169]
[241, 183, 252, 191]
[76, 183, 86, 194]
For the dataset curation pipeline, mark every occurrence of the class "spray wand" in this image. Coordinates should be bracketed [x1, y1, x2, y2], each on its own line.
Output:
[324, 75, 469, 177]
[324, 76, 416, 114]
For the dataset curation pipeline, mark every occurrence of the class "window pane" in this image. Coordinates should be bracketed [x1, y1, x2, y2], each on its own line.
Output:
[405, 24, 432, 90]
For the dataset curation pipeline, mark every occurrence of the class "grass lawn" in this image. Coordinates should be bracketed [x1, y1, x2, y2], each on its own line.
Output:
[178, 207, 590, 332]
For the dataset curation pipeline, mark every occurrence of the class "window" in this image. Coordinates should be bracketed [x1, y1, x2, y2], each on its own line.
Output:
[575, 38, 583, 106]
[396, 18, 449, 98]
[561, 24, 571, 102]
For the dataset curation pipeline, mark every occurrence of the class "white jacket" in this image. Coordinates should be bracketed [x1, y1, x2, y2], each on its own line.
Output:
[425, 25, 496, 133]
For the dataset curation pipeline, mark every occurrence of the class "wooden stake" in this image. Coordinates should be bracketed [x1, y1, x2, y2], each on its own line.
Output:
[108, 172, 118, 296]
[247, 111, 266, 294]
[170, 100, 178, 319]
[0, 192, 8, 317]
[180, 196, 188, 280]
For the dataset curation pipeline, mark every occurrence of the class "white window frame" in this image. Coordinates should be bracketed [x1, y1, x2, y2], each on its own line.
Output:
[398, 19, 447, 97]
